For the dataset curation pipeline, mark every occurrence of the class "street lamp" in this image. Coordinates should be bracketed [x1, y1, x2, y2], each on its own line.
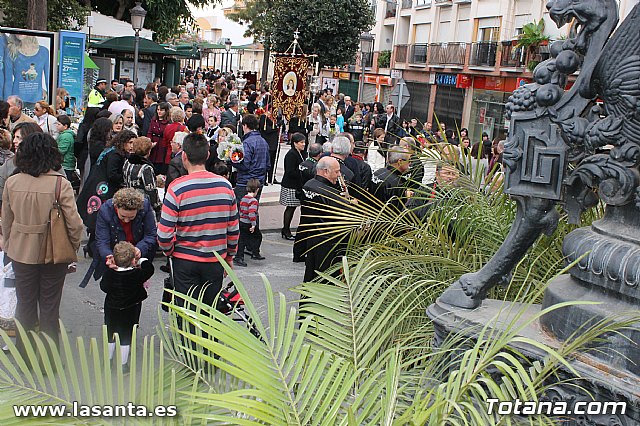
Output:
[86, 13, 94, 52]
[358, 32, 374, 103]
[224, 38, 232, 73]
[130, 2, 147, 87]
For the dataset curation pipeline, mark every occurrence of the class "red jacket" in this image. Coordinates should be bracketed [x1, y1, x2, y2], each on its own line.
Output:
[147, 118, 169, 164]
[162, 122, 187, 164]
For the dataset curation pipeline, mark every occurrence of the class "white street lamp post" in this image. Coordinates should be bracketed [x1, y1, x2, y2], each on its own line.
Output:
[224, 38, 232, 73]
[130, 2, 147, 87]
[358, 32, 374, 103]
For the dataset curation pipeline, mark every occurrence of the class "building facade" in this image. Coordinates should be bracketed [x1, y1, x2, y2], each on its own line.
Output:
[333, 0, 639, 143]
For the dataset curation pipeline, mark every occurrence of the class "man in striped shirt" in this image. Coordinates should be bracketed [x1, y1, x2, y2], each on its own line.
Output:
[158, 133, 239, 308]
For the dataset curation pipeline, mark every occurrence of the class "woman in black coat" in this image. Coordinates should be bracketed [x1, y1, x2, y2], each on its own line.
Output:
[279, 133, 306, 240]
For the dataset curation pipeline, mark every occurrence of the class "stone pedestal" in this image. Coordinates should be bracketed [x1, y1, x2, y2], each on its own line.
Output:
[427, 298, 640, 425]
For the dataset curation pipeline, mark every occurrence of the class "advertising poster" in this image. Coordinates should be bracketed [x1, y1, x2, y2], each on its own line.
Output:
[58, 30, 85, 110]
[0, 27, 55, 107]
[272, 55, 309, 121]
[321, 77, 339, 95]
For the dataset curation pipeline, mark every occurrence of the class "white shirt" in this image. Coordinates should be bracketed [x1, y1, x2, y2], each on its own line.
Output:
[384, 114, 393, 132]
[37, 114, 59, 139]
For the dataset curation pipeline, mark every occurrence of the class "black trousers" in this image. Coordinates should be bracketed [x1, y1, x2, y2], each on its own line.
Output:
[104, 303, 142, 345]
[13, 262, 68, 353]
[172, 258, 224, 309]
[267, 150, 277, 183]
[237, 222, 262, 258]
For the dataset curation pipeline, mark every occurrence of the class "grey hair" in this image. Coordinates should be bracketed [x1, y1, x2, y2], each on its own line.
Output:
[228, 99, 239, 108]
[110, 113, 124, 124]
[307, 142, 323, 158]
[121, 91, 133, 101]
[387, 146, 410, 165]
[331, 136, 351, 156]
[7, 95, 23, 108]
[165, 92, 178, 101]
[315, 156, 336, 172]
[322, 141, 332, 154]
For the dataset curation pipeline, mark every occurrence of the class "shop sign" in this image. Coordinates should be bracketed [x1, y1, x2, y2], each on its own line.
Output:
[391, 69, 403, 79]
[365, 75, 392, 86]
[436, 73, 457, 86]
[516, 77, 532, 87]
[456, 74, 472, 89]
[484, 76, 504, 91]
[333, 71, 351, 79]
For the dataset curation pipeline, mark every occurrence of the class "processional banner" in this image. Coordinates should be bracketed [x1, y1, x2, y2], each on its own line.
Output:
[272, 55, 309, 121]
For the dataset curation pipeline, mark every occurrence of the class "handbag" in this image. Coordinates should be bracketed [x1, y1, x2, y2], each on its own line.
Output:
[44, 176, 78, 264]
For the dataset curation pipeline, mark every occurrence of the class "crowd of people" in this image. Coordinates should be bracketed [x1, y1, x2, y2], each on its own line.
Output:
[0, 65, 505, 372]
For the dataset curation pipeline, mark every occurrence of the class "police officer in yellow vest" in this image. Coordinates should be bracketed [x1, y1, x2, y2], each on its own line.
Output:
[87, 78, 107, 108]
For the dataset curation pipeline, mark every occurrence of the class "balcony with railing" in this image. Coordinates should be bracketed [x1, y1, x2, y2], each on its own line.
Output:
[409, 44, 428, 65]
[428, 42, 466, 66]
[500, 42, 526, 68]
[401, 0, 413, 8]
[499, 42, 552, 70]
[395, 44, 409, 63]
[384, 2, 397, 19]
[469, 41, 498, 67]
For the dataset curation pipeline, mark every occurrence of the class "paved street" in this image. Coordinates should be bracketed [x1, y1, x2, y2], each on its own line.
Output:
[60, 142, 304, 342]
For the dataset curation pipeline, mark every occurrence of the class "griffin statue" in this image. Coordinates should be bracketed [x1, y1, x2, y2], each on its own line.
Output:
[439, 0, 640, 310]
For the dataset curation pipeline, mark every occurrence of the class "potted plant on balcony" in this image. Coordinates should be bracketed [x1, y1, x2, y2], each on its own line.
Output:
[378, 50, 391, 68]
[516, 19, 550, 71]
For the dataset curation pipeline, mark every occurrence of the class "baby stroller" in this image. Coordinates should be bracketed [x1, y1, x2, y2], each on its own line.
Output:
[162, 258, 261, 340]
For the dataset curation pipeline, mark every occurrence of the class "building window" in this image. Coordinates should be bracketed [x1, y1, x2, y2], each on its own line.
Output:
[417, 0, 432, 6]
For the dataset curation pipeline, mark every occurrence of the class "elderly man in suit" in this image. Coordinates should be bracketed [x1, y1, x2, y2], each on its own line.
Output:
[220, 99, 241, 134]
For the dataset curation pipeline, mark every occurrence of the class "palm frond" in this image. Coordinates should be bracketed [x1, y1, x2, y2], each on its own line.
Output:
[0, 321, 195, 425]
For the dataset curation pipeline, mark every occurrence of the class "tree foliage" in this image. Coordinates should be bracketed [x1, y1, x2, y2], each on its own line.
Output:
[235, 0, 374, 68]
[0, 0, 89, 32]
[227, 0, 277, 84]
[91, 0, 220, 43]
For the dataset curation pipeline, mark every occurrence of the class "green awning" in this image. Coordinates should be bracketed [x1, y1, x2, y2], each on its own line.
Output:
[84, 53, 99, 69]
[93, 36, 177, 55]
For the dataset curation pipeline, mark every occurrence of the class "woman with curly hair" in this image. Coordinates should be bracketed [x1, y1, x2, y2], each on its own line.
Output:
[123, 137, 161, 215]
[102, 129, 136, 200]
[2, 132, 83, 356]
[161, 107, 187, 166]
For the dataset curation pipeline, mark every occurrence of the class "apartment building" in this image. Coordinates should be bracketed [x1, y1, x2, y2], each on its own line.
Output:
[325, 0, 638, 143]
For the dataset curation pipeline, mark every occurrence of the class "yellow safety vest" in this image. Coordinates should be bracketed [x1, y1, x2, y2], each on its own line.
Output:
[87, 89, 105, 108]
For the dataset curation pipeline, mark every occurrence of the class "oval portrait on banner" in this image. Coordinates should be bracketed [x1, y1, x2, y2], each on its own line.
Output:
[283, 71, 297, 97]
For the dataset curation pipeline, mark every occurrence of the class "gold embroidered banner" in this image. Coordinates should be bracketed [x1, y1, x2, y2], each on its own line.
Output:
[272, 55, 309, 121]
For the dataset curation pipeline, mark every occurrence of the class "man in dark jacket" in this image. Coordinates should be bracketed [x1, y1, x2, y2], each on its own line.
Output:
[259, 111, 280, 184]
[293, 142, 323, 263]
[220, 99, 241, 133]
[375, 104, 401, 147]
[299, 142, 323, 186]
[370, 146, 413, 211]
[234, 114, 270, 204]
[141, 92, 158, 137]
[300, 156, 352, 282]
